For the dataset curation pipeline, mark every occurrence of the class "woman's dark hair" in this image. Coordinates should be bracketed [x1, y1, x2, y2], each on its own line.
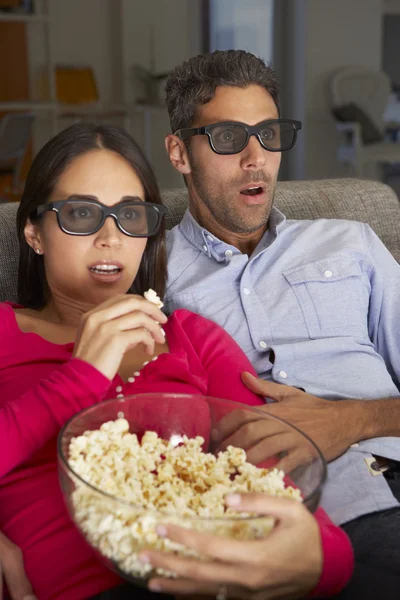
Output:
[165, 49, 280, 133]
[17, 123, 167, 309]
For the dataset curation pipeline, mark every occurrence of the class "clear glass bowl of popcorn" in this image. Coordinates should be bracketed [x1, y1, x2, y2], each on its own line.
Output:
[58, 393, 326, 586]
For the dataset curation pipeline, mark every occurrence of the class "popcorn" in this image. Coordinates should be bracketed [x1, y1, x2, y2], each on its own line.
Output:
[68, 420, 301, 579]
[144, 288, 164, 309]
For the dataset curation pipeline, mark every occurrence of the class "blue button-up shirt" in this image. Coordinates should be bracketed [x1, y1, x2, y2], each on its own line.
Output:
[165, 207, 400, 524]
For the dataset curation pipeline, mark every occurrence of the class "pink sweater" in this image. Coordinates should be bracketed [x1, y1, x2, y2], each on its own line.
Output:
[0, 302, 353, 599]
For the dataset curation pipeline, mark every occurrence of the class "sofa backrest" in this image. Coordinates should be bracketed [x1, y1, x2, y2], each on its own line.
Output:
[1, 178, 399, 303]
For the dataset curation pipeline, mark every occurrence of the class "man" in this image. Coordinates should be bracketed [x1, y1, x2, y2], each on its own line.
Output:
[164, 50, 400, 584]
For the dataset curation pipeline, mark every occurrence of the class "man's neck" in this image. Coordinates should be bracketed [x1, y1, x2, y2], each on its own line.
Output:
[188, 203, 267, 256]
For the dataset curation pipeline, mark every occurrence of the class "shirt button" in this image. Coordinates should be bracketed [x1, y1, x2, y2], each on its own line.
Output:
[259, 340, 267, 349]
[225, 249, 233, 257]
[203, 245, 208, 252]
[279, 370, 288, 379]
[207, 235, 213, 242]
[324, 270, 333, 278]
[243, 287, 250, 295]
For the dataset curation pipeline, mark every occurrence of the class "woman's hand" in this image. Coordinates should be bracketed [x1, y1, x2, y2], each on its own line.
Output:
[73, 294, 167, 380]
[0, 532, 36, 600]
[139, 494, 322, 600]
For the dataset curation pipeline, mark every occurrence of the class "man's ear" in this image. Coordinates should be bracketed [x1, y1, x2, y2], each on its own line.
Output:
[165, 134, 191, 175]
[24, 219, 43, 255]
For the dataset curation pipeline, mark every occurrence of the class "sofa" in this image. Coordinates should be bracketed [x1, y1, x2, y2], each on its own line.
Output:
[0, 178, 399, 303]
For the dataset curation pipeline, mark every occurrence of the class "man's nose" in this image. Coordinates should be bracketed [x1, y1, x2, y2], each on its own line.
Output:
[240, 135, 267, 170]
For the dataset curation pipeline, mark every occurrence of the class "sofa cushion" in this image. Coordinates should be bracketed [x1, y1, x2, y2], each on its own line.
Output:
[1, 178, 399, 303]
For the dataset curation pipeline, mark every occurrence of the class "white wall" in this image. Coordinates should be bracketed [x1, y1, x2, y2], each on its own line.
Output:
[303, 0, 383, 179]
[280, 0, 384, 180]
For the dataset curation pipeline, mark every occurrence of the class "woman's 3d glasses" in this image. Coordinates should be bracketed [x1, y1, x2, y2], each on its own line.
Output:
[31, 197, 166, 237]
[175, 119, 302, 155]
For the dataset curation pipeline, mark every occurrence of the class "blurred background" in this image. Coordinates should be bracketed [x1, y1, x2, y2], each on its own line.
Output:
[1, 0, 399, 200]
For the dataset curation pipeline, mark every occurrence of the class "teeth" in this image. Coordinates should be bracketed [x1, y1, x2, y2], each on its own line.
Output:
[91, 264, 120, 271]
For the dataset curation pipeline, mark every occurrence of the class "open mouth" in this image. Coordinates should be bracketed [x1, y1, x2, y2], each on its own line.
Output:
[240, 185, 265, 196]
[89, 264, 122, 275]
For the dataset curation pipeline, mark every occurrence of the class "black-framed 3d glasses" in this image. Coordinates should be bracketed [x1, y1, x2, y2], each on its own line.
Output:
[31, 197, 167, 237]
[175, 119, 302, 155]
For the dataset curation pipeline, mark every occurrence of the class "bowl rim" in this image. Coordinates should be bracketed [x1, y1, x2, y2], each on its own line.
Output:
[58, 392, 327, 519]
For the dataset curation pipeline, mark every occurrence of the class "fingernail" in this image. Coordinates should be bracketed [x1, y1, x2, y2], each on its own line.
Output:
[138, 553, 151, 564]
[226, 494, 241, 506]
[160, 328, 166, 336]
[149, 581, 162, 592]
[156, 524, 168, 537]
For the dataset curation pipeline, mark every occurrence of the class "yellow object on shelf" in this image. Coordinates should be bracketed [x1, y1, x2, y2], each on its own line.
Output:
[56, 66, 98, 104]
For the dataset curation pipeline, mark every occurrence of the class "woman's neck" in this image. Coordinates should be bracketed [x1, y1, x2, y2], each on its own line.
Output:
[40, 296, 95, 326]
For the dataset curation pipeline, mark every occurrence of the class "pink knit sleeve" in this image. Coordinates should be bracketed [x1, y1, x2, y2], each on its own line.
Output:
[176, 310, 263, 406]
[0, 358, 111, 477]
[310, 508, 354, 597]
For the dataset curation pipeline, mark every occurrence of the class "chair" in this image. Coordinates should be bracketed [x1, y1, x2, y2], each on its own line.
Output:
[0, 112, 35, 193]
[331, 67, 400, 178]
[1, 179, 399, 303]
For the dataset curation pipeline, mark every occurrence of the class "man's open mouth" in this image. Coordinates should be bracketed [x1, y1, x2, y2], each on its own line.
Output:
[240, 185, 265, 196]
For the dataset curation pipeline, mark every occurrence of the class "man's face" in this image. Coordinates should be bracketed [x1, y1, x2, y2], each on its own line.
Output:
[185, 85, 281, 235]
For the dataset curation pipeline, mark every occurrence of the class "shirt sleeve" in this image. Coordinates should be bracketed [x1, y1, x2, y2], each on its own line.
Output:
[178, 310, 354, 596]
[0, 358, 111, 477]
[362, 223, 400, 391]
[176, 310, 264, 406]
[310, 508, 354, 597]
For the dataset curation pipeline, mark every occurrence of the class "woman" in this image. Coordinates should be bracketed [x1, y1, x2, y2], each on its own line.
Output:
[0, 124, 352, 600]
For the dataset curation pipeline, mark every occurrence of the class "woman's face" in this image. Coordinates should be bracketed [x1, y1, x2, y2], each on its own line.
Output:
[25, 149, 149, 307]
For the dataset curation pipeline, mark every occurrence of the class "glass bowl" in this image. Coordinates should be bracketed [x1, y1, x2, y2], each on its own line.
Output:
[58, 393, 326, 586]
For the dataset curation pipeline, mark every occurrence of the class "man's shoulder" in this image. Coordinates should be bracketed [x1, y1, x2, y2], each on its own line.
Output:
[282, 216, 368, 250]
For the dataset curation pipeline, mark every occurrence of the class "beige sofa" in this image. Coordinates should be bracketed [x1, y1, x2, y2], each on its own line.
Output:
[0, 178, 399, 303]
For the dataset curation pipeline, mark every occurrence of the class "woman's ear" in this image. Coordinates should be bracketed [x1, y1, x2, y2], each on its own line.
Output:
[165, 134, 191, 175]
[24, 219, 43, 255]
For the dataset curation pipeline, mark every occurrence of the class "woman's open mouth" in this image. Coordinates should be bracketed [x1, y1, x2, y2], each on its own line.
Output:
[88, 262, 124, 282]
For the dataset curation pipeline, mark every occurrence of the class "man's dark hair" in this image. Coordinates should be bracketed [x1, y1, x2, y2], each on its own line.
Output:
[165, 49, 280, 133]
[17, 123, 167, 309]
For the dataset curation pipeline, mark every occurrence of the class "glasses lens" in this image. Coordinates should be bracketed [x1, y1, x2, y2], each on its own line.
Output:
[210, 124, 247, 153]
[117, 203, 160, 236]
[59, 200, 103, 233]
[259, 121, 296, 151]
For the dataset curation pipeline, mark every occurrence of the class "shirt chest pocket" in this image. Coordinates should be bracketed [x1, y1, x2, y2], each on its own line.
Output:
[283, 258, 368, 339]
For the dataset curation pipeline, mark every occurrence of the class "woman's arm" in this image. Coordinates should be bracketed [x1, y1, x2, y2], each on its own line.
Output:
[0, 359, 111, 477]
[179, 311, 354, 596]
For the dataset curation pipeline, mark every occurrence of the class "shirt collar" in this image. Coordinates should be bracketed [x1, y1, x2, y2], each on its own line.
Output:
[178, 206, 286, 262]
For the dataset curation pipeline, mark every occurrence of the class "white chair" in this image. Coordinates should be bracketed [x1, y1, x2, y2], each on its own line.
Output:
[331, 67, 400, 178]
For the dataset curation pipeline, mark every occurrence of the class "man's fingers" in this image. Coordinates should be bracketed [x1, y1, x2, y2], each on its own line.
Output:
[212, 408, 261, 444]
[217, 419, 286, 454]
[241, 372, 292, 401]
[244, 432, 298, 466]
[275, 446, 316, 475]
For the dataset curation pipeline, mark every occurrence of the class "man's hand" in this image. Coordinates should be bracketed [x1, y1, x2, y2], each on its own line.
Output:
[0, 532, 36, 600]
[222, 372, 363, 467]
[139, 494, 322, 600]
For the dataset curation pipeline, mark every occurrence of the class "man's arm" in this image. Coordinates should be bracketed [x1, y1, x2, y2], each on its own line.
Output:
[237, 373, 400, 463]
[213, 372, 400, 467]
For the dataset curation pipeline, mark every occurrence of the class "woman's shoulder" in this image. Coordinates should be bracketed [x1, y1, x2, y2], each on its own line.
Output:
[0, 301, 22, 337]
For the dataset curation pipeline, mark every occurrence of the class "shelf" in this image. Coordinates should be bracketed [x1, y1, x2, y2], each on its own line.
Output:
[0, 101, 56, 111]
[0, 12, 49, 23]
